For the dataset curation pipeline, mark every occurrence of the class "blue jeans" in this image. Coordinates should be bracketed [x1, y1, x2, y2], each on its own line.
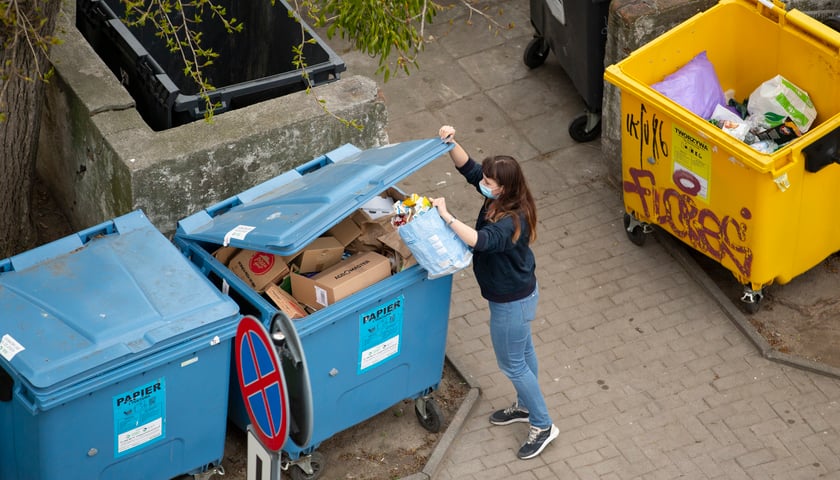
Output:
[488, 287, 552, 429]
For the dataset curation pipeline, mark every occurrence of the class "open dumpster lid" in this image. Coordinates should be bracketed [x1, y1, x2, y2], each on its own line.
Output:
[175, 138, 454, 255]
[0, 211, 239, 392]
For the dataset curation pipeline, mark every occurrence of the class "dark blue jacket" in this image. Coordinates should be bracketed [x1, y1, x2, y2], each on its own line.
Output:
[457, 158, 537, 302]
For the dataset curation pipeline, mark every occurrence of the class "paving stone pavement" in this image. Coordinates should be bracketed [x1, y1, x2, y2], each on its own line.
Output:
[318, 1, 840, 478]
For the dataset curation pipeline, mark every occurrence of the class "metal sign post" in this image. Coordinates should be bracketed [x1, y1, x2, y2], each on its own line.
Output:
[235, 315, 290, 480]
[247, 425, 283, 480]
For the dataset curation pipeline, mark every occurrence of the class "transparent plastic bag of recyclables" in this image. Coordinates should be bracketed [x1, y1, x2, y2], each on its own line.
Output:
[397, 207, 472, 279]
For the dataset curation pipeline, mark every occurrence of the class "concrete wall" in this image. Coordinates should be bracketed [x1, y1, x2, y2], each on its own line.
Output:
[601, 0, 840, 182]
[38, 1, 388, 236]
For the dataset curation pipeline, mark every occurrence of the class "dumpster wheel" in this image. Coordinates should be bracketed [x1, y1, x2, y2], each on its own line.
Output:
[288, 451, 325, 480]
[569, 113, 601, 143]
[623, 213, 652, 247]
[740, 287, 764, 314]
[415, 396, 444, 433]
[523, 37, 549, 69]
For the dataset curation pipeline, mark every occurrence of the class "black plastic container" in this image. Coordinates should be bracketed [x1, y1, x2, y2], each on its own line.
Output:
[76, 0, 345, 131]
[524, 0, 611, 142]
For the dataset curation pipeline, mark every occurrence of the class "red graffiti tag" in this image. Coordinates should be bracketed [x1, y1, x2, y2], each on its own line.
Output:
[624, 167, 753, 279]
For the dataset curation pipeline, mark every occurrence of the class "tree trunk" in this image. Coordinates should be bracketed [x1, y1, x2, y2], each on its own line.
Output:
[0, 0, 62, 258]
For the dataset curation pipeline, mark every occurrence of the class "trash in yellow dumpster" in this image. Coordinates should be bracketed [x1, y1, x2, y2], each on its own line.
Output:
[604, 0, 840, 313]
[651, 50, 726, 120]
[748, 74, 817, 133]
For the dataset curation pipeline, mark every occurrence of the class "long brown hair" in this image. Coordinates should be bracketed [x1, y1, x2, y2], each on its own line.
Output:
[481, 155, 537, 243]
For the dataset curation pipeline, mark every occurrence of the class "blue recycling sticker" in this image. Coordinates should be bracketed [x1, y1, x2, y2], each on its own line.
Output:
[358, 295, 404, 374]
[113, 378, 166, 457]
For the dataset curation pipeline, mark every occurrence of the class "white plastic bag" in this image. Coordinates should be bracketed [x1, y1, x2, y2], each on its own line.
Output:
[397, 208, 472, 279]
[748, 75, 817, 133]
[711, 104, 750, 141]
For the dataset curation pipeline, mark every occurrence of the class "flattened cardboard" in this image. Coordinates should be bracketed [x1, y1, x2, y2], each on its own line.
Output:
[265, 284, 308, 320]
[228, 249, 290, 293]
[290, 236, 344, 274]
[350, 212, 397, 252]
[327, 216, 362, 247]
[212, 246, 239, 265]
[377, 230, 412, 259]
[291, 251, 391, 310]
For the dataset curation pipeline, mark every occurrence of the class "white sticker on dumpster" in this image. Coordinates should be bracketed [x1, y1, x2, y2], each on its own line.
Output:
[672, 125, 711, 203]
[0, 334, 24, 361]
[315, 286, 329, 307]
[223, 225, 256, 246]
[358, 296, 404, 373]
[113, 378, 166, 457]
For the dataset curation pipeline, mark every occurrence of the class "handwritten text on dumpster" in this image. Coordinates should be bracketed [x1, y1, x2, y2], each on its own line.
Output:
[622, 103, 754, 280]
[625, 102, 669, 166]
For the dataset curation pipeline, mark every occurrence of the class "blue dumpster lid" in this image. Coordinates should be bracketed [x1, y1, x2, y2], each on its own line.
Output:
[0, 211, 239, 391]
[175, 138, 454, 254]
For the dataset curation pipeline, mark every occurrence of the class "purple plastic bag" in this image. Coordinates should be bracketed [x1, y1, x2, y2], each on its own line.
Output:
[652, 51, 726, 120]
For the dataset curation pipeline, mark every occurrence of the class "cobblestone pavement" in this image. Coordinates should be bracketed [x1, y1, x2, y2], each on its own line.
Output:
[321, 0, 840, 478]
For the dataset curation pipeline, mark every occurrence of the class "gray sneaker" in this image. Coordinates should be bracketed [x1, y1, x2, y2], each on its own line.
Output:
[517, 424, 559, 460]
[489, 402, 530, 425]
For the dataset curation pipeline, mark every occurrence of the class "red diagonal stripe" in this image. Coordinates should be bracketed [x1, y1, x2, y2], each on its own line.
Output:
[243, 330, 277, 436]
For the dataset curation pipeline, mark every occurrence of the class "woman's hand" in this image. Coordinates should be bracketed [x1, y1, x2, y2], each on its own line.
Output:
[432, 197, 450, 220]
[433, 196, 477, 246]
[439, 125, 456, 143]
[439, 124, 469, 168]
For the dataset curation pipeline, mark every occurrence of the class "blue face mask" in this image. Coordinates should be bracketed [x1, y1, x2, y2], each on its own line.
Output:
[480, 182, 497, 199]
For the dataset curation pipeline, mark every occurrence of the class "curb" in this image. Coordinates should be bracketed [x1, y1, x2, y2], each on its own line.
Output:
[656, 231, 840, 381]
[400, 353, 482, 480]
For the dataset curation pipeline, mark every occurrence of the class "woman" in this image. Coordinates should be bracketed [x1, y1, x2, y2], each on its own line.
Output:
[432, 125, 558, 460]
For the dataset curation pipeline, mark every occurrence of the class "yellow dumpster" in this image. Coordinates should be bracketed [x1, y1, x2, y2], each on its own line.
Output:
[604, 0, 840, 312]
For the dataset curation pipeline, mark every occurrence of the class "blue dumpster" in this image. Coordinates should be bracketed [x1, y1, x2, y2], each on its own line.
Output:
[174, 138, 455, 476]
[0, 211, 239, 480]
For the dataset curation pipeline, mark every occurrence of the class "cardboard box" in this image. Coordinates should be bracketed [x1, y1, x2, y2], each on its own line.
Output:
[291, 251, 391, 310]
[350, 211, 397, 252]
[375, 229, 415, 272]
[289, 236, 344, 274]
[327, 216, 362, 247]
[212, 246, 239, 265]
[228, 249, 290, 293]
[377, 230, 412, 259]
[265, 284, 308, 320]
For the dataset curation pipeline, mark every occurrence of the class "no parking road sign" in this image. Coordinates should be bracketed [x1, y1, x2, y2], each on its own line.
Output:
[235, 315, 289, 452]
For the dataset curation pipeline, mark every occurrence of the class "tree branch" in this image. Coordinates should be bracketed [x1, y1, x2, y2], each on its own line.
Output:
[458, 0, 507, 30]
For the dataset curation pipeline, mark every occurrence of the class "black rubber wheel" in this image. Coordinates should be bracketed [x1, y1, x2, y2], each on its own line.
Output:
[623, 213, 647, 247]
[523, 37, 549, 69]
[289, 451, 325, 480]
[743, 300, 761, 315]
[824, 15, 840, 32]
[415, 398, 444, 433]
[569, 114, 602, 143]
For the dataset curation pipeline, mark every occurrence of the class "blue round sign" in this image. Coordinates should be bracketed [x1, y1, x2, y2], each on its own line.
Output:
[235, 315, 289, 451]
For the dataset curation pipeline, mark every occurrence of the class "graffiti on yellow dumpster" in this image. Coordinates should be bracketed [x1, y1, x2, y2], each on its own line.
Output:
[625, 102, 669, 165]
[622, 105, 754, 279]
